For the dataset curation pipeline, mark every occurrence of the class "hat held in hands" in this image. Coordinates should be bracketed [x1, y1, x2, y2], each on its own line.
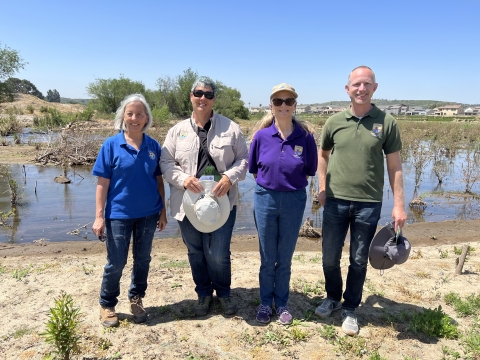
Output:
[183, 180, 230, 233]
[369, 222, 411, 270]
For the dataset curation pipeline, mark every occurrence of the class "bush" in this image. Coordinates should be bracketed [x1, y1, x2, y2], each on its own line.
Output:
[408, 306, 460, 339]
[151, 104, 171, 126]
[0, 114, 22, 136]
[41, 291, 82, 360]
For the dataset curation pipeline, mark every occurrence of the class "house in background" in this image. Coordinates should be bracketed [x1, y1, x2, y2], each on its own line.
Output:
[383, 104, 409, 115]
[464, 107, 480, 116]
[320, 105, 344, 115]
[434, 105, 464, 116]
[405, 106, 434, 115]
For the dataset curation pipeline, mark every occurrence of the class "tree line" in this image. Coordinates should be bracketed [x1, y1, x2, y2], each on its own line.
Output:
[85, 69, 249, 121]
[0, 42, 250, 121]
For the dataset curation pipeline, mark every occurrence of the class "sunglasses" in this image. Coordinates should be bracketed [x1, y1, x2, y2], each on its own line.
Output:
[271, 98, 296, 106]
[192, 90, 215, 100]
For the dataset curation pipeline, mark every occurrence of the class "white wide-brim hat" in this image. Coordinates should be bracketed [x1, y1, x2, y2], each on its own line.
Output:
[183, 180, 230, 233]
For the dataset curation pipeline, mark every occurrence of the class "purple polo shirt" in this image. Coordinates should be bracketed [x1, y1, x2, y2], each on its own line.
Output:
[249, 120, 318, 191]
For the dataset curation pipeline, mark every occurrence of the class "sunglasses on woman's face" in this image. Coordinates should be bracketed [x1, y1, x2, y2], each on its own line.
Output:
[271, 98, 296, 106]
[192, 90, 215, 100]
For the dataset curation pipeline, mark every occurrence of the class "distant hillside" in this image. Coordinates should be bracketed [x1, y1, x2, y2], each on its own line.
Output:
[315, 99, 479, 109]
[60, 97, 90, 105]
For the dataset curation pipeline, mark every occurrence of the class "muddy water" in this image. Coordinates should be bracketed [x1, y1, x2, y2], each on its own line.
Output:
[0, 155, 479, 243]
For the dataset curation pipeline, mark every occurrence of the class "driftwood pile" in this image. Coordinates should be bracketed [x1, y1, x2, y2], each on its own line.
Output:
[409, 197, 427, 210]
[33, 127, 104, 166]
[298, 217, 321, 238]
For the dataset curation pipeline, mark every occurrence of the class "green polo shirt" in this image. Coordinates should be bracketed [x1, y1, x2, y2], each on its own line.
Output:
[321, 104, 402, 202]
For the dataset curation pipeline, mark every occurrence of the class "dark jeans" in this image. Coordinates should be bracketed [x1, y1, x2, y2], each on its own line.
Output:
[254, 184, 307, 308]
[322, 198, 381, 310]
[99, 213, 159, 308]
[177, 206, 237, 298]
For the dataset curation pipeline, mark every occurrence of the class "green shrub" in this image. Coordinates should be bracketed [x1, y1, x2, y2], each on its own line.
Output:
[151, 104, 171, 126]
[0, 114, 23, 136]
[408, 306, 460, 339]
[41, 291, 82, 360]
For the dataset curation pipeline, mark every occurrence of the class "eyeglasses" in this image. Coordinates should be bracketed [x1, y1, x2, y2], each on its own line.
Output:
[271, 98, 296, 106]
[192, 90, 215, 100]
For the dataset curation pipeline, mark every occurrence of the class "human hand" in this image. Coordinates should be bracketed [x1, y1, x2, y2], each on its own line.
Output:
[317, 190, 326, 207]
[212, 175, 232, 197]
[183, 176, 204, 194]
[92, 218, 106, 241]
[157, 210, 167, 231]
[392, 206, 407, 232]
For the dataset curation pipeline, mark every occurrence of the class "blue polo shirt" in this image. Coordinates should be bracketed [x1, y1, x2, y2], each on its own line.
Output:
[92, 131, 164, 219]
[249, 121, 318, 191]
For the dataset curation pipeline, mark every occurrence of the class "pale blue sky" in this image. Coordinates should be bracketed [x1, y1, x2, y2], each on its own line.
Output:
[2, 0, 479, 106]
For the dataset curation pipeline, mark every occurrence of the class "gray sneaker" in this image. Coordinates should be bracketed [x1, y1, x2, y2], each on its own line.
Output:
[315, 298, 342, 318]
[341, 310, 359, 336]
[194, 296, 212, 316]
[218, 296, 238, 315]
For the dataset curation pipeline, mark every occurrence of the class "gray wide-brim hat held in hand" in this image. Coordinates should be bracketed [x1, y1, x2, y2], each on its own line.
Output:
[183, 180, 230, 233]
[369, 222, 411, 270]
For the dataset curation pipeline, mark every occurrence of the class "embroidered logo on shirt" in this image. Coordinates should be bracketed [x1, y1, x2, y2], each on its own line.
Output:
[179, 131, 187, 139]
[149, 151, 155, 160]
[294, 145, 303, 157]
[371, 124, 383, 138]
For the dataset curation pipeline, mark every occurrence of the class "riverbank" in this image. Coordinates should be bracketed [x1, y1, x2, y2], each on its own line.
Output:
[0, 219, 479, 359]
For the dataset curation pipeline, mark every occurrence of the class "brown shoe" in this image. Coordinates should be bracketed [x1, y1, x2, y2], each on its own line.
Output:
[100, 306, 119, 327]
[130, 295, 147, 323]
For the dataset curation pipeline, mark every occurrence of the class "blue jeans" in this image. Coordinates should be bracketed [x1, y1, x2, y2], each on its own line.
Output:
[99, 213, 159, 308]
[254, 184, 307, 308]
[177, 206, 237, 298]
[322, 198, 381, 310]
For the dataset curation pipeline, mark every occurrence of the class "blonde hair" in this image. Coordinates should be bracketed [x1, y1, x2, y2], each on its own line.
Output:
[250, 112, 315, 141]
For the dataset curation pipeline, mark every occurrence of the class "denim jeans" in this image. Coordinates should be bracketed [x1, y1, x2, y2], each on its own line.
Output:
[254, 184, 307, 308]
[99, 213, 159, 308]
[177, 206, 237, 298]
[322, 198, 381, 310]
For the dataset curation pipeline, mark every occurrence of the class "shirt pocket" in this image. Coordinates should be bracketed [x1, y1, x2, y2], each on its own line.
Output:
[211, 135, 235, 166]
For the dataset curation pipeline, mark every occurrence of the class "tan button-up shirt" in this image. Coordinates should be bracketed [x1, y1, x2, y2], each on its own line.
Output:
[160, 112, 248, 221]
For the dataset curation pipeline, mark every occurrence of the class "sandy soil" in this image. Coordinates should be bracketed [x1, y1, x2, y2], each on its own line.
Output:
[0, 219, 479, 360]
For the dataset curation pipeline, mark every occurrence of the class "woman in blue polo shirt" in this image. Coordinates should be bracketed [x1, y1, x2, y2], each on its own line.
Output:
[92, 93, 167, 327]
[249, 83, 318, 325]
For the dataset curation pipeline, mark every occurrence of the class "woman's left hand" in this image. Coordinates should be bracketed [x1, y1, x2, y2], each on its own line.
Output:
[157, 210, 168, 231]
[212, 175, 232, 197]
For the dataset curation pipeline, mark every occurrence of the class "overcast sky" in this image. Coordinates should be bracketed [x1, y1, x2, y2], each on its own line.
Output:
[2, 0, 479, 106]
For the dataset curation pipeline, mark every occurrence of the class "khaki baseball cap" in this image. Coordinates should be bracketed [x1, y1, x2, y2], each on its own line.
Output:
[270, 83, 298, 99]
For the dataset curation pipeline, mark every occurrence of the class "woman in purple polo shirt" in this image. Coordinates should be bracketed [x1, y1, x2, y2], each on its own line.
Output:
[249, 83, 318, 325]
[92, 94, 167, 327]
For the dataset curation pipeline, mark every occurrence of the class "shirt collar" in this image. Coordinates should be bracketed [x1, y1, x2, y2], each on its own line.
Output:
[190, 111, 216, 132]
[345, 103, 380, 120]
[267, 118, 302, 139]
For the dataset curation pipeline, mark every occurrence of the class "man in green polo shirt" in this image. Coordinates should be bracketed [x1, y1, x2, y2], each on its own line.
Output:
[315, 65, 407, 336]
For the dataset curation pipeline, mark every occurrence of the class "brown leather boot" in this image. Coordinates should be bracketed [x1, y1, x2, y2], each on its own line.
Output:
[100, 306, 119, 327]
[130, 296, 147, 323]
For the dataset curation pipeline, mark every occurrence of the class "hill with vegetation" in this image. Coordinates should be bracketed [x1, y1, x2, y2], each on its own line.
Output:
[315, 99, 479, 109]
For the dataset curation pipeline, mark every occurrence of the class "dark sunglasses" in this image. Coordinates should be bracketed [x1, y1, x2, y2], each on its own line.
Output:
[271, 98, 296, 106]
[192, 90, 215, 100]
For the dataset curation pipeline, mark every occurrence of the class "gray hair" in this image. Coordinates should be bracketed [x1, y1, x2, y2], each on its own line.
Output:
[347, 65, 376, 85]
[191, 76, 217, 97]
[113, 93, 153, 132]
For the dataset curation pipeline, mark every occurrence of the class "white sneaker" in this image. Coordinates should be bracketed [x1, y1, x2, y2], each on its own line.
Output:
[341, 310, 359, 336]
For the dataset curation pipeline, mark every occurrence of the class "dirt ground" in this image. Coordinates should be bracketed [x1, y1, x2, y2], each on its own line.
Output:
[0, 219, 479, 360]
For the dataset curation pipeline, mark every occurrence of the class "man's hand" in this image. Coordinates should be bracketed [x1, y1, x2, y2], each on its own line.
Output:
[212, 175, 232, 197]
[317, 190, 326, 207]
[392, 206, 407, 232]
[183, 176, 204, 194]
